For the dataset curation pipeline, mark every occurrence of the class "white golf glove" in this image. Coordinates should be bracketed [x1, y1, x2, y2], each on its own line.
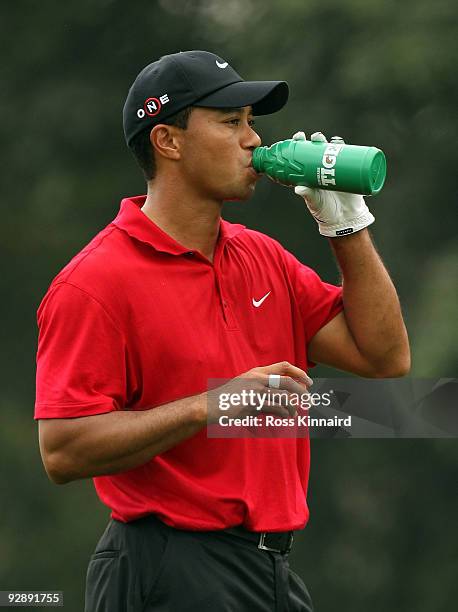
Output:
[292, 131, 375, 237]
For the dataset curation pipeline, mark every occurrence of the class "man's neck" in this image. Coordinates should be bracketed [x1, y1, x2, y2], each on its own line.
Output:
[141, 180, 223, 263]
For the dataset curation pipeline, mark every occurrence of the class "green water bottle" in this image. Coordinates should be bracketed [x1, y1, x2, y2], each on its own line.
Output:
[252, 138, 387, 196]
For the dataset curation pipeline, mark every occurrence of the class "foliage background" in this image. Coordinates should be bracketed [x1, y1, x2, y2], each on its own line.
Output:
[1, 1, 456, 610]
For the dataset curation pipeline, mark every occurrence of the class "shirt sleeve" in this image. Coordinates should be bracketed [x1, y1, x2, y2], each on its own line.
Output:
[35, 281, 128, 419]
[281, 248, 344, 358]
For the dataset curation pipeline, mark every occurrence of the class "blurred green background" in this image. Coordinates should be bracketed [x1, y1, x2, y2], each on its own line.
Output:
[1, 0, 457, 610]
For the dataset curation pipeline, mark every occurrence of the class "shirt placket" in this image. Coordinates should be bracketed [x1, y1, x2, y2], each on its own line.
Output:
[213, 243, 238, 330]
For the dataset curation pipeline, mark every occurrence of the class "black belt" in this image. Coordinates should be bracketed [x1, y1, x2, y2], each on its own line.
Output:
[224, 526, 294, 554]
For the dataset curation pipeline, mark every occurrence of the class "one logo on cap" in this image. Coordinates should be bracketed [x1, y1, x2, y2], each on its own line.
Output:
[144, 97, 161, 116]
[215, 60, 228, 69]
[136, 94, 170, 119]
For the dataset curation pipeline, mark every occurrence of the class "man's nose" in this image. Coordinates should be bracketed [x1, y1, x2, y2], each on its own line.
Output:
[244, 125, 262, 149]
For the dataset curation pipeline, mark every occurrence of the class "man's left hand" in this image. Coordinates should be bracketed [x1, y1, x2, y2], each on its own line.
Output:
[292, 131, 375, 238]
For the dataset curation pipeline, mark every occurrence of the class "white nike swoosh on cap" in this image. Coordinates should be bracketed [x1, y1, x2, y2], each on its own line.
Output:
[252, 291, 271, 308]
[216, 60, 228, 69]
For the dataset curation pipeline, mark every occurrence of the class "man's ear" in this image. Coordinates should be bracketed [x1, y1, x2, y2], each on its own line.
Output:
[150, 124, 182, 161]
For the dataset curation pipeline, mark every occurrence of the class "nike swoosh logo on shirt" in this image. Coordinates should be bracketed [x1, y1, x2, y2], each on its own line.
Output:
[252, 291, 271, 308]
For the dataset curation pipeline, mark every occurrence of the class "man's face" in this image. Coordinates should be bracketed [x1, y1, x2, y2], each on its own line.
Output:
[177, 106, 262, 202]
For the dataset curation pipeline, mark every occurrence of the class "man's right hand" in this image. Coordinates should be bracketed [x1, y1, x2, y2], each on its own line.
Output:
[39, 361, 312, 483]
[206, 361, 313, 424]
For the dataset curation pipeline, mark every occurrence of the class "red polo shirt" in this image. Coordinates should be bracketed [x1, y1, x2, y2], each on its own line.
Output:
[35, 195, 343, 531]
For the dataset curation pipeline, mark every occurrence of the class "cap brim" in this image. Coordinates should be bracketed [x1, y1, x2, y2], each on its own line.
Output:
[193, 80, 289, 115]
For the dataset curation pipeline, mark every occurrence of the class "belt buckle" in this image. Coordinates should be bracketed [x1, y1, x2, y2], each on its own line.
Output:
[257, 532, 294, 554]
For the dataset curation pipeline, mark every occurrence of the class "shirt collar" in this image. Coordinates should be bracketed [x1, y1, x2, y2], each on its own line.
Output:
[112, 195, 245, 255]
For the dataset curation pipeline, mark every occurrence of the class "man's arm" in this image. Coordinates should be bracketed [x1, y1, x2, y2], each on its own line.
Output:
[307, 229, 410, 377]
[291, 131, 410, 377]
[39, 394, 206, 484]
[39, 361, 309, 484]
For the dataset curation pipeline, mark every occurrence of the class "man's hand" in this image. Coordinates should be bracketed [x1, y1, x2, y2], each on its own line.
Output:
[292, 131, 375, 237]
[207, 361, 313, 424]
[39, 361, 313, 483]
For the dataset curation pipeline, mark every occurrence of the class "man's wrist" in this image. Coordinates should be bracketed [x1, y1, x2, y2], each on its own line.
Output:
[328, 226, 372, 245]
[189, 392, 209, 427]
[317, 209, 375, 237]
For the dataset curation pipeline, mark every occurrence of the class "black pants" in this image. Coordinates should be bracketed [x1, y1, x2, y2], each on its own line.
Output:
[84, 515, 314, 612]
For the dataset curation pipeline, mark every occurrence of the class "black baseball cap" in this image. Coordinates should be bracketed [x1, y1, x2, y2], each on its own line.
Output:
[123, 50, 289, 148]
